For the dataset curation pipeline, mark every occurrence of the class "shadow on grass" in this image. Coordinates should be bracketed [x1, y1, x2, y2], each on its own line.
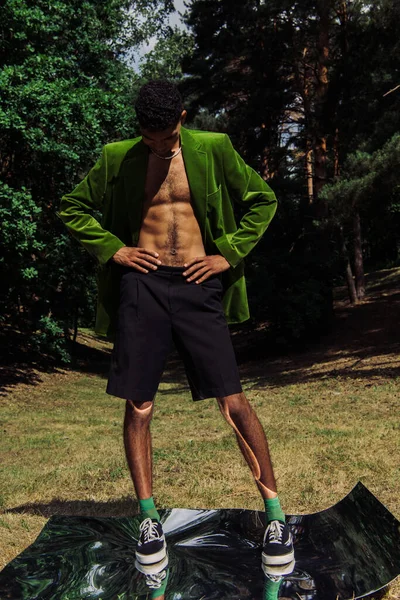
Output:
[236, 287, 400, 391]
[2, 271, 399, 396]
[5, 497, 138, 518]
[0, 328, 111, 396]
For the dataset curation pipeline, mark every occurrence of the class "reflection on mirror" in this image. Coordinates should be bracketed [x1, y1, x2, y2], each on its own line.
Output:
[0, 483, 399, 599]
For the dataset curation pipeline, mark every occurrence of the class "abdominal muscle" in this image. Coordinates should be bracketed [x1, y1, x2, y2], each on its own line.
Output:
[138, 153, 206, 266]
[138, 201, 206, 266]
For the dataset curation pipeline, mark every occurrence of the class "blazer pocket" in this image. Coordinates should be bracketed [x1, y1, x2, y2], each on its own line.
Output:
[207, 184, 222, 207]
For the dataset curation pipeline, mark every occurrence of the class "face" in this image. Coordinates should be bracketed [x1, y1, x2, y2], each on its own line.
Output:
[140, 110, 187, 157]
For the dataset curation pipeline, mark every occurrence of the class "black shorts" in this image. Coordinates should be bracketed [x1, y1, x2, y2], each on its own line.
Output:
[106, 265, 242, 402]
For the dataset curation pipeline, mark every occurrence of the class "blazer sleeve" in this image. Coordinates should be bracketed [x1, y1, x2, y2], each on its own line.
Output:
[214, 134, 277, 268]
[58, 146, 126, 265]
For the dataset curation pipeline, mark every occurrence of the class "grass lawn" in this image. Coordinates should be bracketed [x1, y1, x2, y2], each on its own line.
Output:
[1, 268, 399, 599]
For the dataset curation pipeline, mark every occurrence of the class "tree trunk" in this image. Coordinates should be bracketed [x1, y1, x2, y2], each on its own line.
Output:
[333, 127, 340, 178]
[306, 139, 314, 205]
[73, 304, 79, 344]
[313, 0, 330, 216]
[353, 209, 365, 299]
[339, 225, 357, 304]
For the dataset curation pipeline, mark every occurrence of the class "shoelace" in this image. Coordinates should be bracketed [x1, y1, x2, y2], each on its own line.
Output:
[266, 520, 285, 544]
[145, 570, 167, 589]
[140, 518, 161, 542]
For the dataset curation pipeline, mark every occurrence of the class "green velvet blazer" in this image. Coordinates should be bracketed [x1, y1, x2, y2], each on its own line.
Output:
[58, 127, 277, 337]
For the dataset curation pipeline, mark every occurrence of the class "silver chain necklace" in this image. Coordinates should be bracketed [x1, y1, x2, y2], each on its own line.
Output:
[151, 146, 182, 160]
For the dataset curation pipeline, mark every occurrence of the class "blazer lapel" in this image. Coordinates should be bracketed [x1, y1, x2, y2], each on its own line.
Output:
[180, 127, 208, 239]
[120, 140, 148, 242]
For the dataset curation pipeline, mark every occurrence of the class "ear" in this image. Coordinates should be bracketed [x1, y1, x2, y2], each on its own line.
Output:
[181, 109, 187, 125]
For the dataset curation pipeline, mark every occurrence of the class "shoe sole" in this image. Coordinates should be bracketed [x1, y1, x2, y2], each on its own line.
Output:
[261, 549, 295, 565]
[262, 558, 296, 577]
[135, 543, 167, 565]
[135, 555, 169, 575]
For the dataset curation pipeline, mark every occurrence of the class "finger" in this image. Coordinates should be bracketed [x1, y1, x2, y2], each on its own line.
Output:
[183, 256, 204, 270]
[137, 251, 162, 265]
[139, 248, 160, 259]
[188, 266, 210, 282]
[195, 271, 215, 283]
[135, 258, 159, 270]
[128, 262, 149, 273]
[183, 261, 207, 277]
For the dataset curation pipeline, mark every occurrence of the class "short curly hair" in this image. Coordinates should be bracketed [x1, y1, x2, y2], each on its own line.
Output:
[135, 80, 183, 131]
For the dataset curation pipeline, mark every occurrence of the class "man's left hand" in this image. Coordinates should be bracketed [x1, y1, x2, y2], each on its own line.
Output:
[183, 255, 231, 283]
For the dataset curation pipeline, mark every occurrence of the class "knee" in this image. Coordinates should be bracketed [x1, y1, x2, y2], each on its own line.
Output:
[125, 399, 153, 426]
[217, 392, 252, 422]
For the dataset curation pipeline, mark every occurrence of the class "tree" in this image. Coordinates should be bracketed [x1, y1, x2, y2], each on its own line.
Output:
[0, 0, 173, 360]
[139, 26, 195, 82]
[326, 1, 400, 299]
[321, 134, 400, 294]
[181, 0, 343, 339]
[182, 0, 400, 323]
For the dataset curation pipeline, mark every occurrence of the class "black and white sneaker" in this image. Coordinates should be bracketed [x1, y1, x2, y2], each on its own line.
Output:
[262, 520, 294, 566]
[262, 558, 296, 578]
[135, 555, 169, 577]
[135, 518, 167, 565]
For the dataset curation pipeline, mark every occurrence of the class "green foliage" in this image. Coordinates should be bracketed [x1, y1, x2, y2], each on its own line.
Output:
[2, 0, 399, 356]
[33, 315, 70, 364]
[0, 0, 173, 361]
[321, 135, 400, 213]
[321, 133, 400, 268]
[0, 182, 41, 254]
[182, 0, 400, 332]
[0, 181, 44, 324]
[139, 27, 195, 81]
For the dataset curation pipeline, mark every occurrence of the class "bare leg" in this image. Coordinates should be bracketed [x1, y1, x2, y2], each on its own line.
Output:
[124, 399, 154, 500]
[217, 392, 278, 499]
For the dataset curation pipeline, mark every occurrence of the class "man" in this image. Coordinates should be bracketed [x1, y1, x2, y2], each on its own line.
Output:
[59, 80, 294, 580]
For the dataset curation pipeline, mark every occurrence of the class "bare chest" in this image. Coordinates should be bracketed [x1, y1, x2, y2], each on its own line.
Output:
[144, 154, 191, 206]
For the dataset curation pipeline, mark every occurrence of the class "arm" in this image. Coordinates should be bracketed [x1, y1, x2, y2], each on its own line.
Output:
[58, 146, 126, 265]
[214, 134, 278, 268]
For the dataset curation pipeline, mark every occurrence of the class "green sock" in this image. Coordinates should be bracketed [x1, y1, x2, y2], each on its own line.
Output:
[263, 576, 282, 600]
[139, 496, 160, 522]
[264, 496, 285, 523]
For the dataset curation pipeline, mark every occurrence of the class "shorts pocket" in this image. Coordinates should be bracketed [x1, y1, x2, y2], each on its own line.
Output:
[119, 271, 140, 322]
[202, 276, 223, 290]
[201, 277, 223, 305]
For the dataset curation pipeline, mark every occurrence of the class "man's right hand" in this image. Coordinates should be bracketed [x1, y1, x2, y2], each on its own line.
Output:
[111, 247, 162, 273]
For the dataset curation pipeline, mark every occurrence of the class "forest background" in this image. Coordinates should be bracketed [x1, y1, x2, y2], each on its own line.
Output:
[1, 1, 399, 598]
[1, 0, 399, 361]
